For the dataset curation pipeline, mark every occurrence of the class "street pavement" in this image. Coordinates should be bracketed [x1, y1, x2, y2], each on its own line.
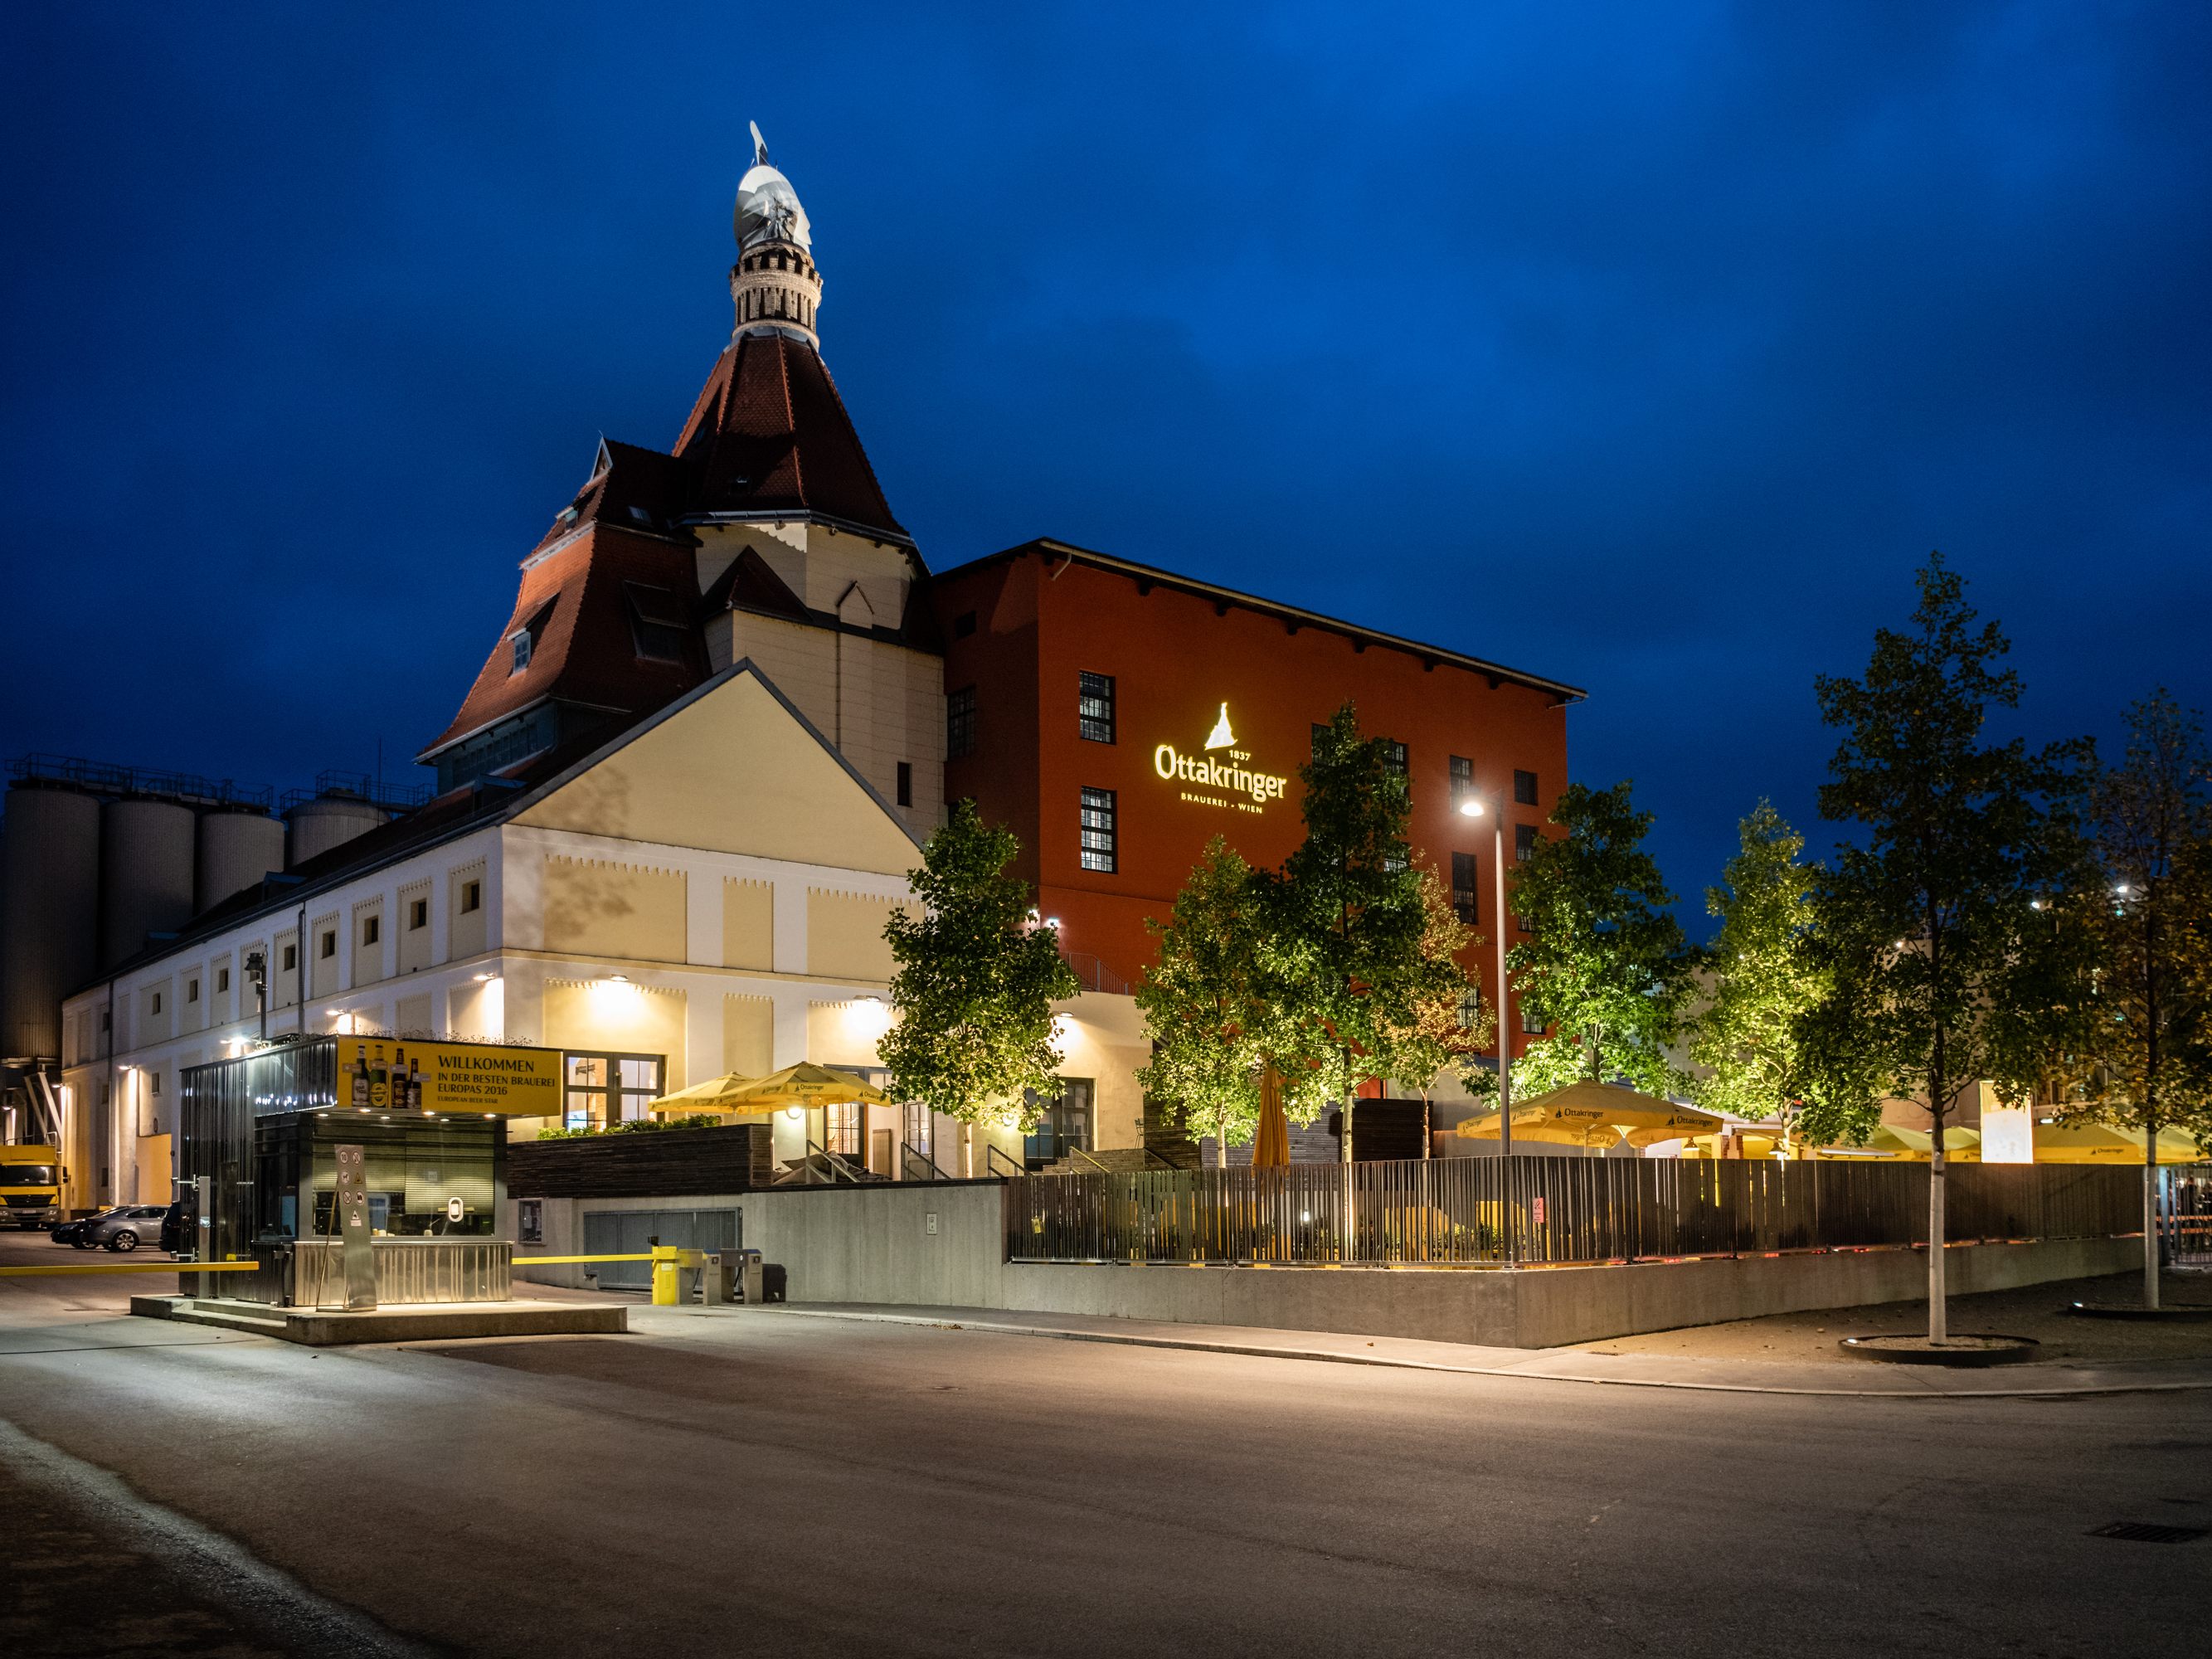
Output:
[0, 1232, 2207, 1657]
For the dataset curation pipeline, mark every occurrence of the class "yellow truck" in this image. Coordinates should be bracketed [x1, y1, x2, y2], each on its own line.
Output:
[0, 1145, 63, 1231]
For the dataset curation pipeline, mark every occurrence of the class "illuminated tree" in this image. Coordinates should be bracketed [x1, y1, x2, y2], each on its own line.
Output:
[1689, 802, 1825, 1128]
[1801, 552, 2084, 1341]
[1507, 781, 1695, 1098]
[880, 800, 1079, 1133]
[1135, 838, 1276, 1161]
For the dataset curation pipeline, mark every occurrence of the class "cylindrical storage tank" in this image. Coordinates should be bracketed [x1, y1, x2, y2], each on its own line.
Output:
[195, 807, 286, 915]
[99, 797, 197, 971]
[284, 795, 386, 869]
[0, 784, 102, 1059]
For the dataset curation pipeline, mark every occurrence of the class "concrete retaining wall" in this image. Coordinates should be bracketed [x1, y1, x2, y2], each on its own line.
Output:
[515, 1183, 2143, 1348]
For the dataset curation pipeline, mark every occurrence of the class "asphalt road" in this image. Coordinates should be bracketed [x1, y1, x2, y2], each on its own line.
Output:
[0, 1232, 2206, 1657]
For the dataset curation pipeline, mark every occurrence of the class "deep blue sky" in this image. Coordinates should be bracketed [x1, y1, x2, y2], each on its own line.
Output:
[4, 2, 2207, 931]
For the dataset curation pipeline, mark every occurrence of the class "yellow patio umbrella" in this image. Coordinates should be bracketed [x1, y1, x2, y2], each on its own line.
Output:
[1251, 1063, 1291, 1169]
[1865, 1124, 1981, 1162]
[2029, 1121, 2205, 1164]
[649, 1061, 889, 1116]
[1456, 1079, 1721, 1152]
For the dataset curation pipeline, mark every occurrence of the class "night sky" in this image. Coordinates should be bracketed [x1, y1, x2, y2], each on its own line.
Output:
[4, 3, 2206, 933]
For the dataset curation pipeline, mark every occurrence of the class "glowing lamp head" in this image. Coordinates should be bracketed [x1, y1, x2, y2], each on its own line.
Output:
[1459, 800, 1484, 818]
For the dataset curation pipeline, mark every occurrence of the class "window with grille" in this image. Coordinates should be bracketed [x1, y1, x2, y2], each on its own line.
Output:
[1080, 787, 1117, 873]
[902, 1100, 933, 1159]
[1516, 824, 1539, 863]
[625, 582, 688, 662]
[1078, 672, 1116, 743]
[1514, 769, 1539, 805]
[946, 686, 976, 759]
[1450, 754, 1473, 805]
[1456, 989, 1484, 1032]
[1521, 1005, 1547, 1035]
[1381, 739, 1407, 774]
[1023, 1079, 1095, 1168]
[824, 1101, 862, 1157]
[562, 1053, 664, 1129]
[1451, 851, 1479, 924]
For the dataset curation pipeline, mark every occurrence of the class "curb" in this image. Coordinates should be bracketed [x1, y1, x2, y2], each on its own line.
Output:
[741, 1305, 2212, 1399]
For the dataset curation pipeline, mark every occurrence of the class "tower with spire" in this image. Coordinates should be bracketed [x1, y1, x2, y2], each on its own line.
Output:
[418, 125, 944, 836]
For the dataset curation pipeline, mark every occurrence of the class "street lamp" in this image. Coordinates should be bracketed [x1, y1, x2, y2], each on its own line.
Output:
[1457, 796, 1514, 1180]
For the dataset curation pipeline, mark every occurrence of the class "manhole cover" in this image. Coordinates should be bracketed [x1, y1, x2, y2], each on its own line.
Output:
[2088, 1521, 2208, 1545]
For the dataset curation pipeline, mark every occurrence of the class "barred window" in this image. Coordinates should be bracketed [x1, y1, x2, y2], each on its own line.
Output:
[947, 686, 977, 759]
[1450, 754, 1474, 805]
[1078, 672, 1116, 743]
[1521, 1005, 1547, 1035]
[1451, 851, 1479, 924]
[1514, 769, 1539, 806]
[1079, 786, 1117, 873]
[1456, 989, 1484, 1032]
[1515, 824, 1539, 863]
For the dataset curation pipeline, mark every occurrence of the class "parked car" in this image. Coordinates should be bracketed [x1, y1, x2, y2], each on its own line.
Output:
[81, 1204, 169, 1253]
[158, 1201, 187, 1255]
[50, 1208, 120, 1247]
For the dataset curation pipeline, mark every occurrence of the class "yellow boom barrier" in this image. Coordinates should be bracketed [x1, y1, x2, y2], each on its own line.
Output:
[510, 1255, 656, 1265]
[0, 1260, 260, 1277]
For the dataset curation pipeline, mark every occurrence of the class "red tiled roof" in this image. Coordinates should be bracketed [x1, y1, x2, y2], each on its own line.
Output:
[424, 523, 707, 754]
[675, 333, 907, 539]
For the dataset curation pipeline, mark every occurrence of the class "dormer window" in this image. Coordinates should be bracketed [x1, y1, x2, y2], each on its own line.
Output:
[508, 598, 556, 677]
[625, 583, 688, 663]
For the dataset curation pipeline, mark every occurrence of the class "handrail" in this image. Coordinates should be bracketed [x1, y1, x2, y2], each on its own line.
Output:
[900, 1141, 951, 1182]
[986, 1144, 1026, 1180]
[805, 1137, 868, 1185]
[1072, 1147, 1112, 1173]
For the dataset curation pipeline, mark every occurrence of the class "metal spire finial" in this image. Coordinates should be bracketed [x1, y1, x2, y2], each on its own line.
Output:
[750, 120, 770, 168]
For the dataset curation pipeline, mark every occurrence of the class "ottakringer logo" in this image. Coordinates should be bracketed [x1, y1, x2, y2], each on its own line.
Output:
[1154, 703, 1290, 814]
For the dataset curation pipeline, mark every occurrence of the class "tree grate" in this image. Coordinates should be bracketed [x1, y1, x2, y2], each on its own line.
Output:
[2087, 1521, 2207, 1545]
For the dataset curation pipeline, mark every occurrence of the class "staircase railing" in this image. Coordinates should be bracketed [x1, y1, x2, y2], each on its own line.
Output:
[901, 1141, 953, 1182]
[805, 1138, 869, 1185]
[985, 1144, 1026, 1180]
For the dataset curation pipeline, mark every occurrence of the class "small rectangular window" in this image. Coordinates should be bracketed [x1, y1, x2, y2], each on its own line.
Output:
[511, 632, 533, 674]
[1079, 786, 1117, 873]
[1515, 824, 1539, 863]
[216, 968, 230, 993]
[1451, 851, 1479, 925]
[1381, 739, 1407, 774]
[625, 581, 688, 662]
[187, 980, 199, 1004]
[1522, 1005, 1547, 1035]
[1456, 990, 1484, 1032]
[150, 1073, 161, 1096]
[409, 898, 428, 930]
[150, 991, 162, 1014]
[461, 881, 482, 914]
[946, 687, 977, 761]
[362, 916, 381, 946]
[1450, 755, 1473, 804]
[281, 944, 298, 971]
[320, 931, 338, 959]
[1514, 769, 1539, 806]
[1077, 672, 1116, 744]
[896, 761, 913, 807]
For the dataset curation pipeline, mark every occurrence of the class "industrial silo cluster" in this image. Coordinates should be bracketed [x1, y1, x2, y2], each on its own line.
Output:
[0, 757, 409, 1067]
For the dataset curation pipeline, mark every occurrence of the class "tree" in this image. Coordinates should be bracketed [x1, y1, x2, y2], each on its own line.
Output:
[1802, 552, 2083, 1342]
[879, 800, 1081, 1164]
[2053, 691, 2212, 1309]
[1135, 838, 1276, 1164]
[1370, 863, 1488, 1142]
[1507, 781, 1695, 1098]
[1271, 703, 1441, 1160]
[1690, 802, 1825, 1131]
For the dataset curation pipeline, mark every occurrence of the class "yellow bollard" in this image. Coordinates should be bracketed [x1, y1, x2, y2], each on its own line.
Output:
[649, 1243, 681, 1306]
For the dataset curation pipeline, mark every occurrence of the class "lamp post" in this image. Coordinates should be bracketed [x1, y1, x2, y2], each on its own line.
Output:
[1460, 795, 1515, 1264]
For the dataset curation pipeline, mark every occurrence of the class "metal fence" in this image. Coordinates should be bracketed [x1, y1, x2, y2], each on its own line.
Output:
[1004, 1156, 2178, 1267]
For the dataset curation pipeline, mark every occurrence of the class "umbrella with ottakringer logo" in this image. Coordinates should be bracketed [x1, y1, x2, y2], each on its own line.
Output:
[649, 1062, 891, 1116]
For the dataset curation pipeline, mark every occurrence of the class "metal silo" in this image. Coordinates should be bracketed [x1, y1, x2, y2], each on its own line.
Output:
[100, 797, 197, 970]
[0, 783, 101, 1059]
[195, 806, 285, 915]
[284, 793, 386, 869]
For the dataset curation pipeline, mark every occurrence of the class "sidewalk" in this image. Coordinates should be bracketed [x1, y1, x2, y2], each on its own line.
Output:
[733, 1296, 2212, 1398]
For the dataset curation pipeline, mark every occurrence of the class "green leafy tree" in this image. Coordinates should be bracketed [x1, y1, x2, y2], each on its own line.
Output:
[880, 801, 1080, 1147]
[1507, 781, 1696, 1097]
[2052, 691, 2212, 1308]
[1690, 802, 1825, 1130]
[1135, 838, 1277, 1162]
[1271, 703, 1446, 1160]
[1371, 863, 1487, 1141]
[1801, 552, 2083, 1341]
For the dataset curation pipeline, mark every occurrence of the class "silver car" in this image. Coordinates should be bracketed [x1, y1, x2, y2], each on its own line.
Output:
[81, 1204, 169, 1253]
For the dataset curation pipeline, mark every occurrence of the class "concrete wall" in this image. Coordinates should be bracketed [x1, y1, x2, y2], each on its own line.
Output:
[513, 1181, 2143, 1348]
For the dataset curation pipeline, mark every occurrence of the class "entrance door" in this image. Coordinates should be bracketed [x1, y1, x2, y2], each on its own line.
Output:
[1023, 1080, 1095, 1170]
[581, 1209, 739, 1291]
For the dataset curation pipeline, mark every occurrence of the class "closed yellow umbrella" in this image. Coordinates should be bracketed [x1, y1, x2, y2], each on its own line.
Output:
[1251, 1064, 1291, 1169]
[650, 1061, 889, 1116]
